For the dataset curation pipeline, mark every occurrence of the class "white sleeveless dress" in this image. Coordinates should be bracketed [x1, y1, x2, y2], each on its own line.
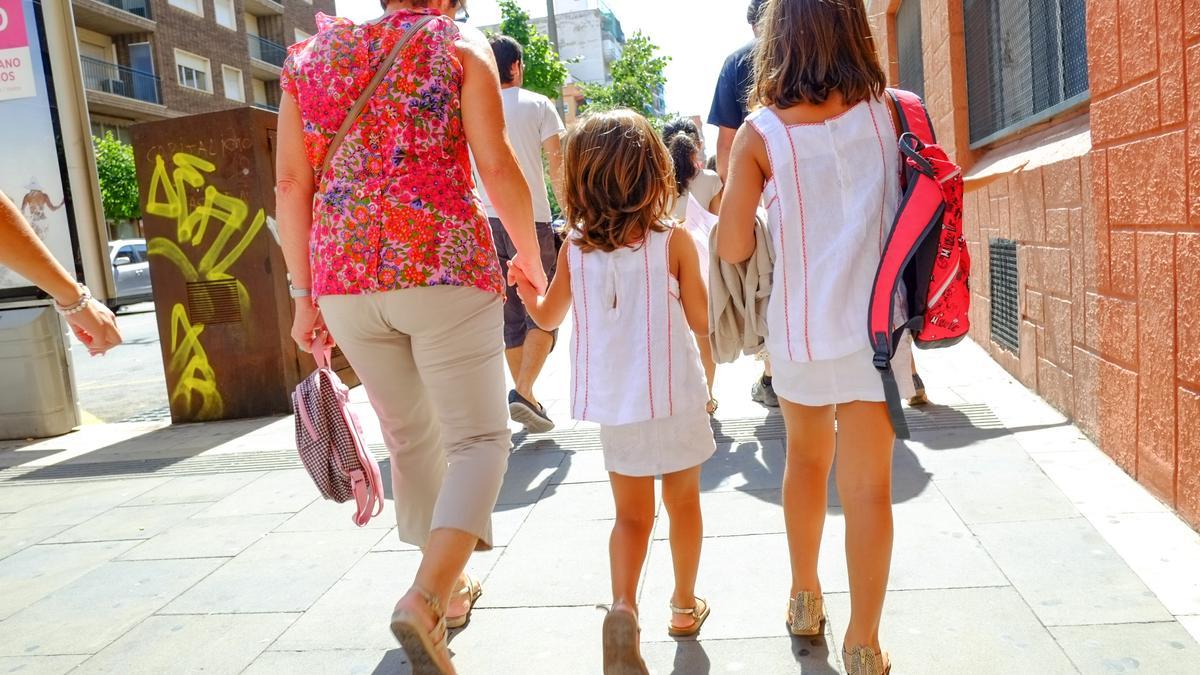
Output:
[746, 99, 915, 406]
[567, 226, 716, 476]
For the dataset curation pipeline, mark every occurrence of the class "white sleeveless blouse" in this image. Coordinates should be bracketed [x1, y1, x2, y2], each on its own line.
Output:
[566, 226, 709, 426]
[745, 98, 902, 364]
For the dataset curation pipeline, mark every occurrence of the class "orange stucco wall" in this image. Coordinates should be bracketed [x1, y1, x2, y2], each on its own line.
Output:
[868, 0, 1200, 528]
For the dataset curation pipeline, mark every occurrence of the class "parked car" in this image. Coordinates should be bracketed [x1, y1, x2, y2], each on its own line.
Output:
[107, 239, 153, 310]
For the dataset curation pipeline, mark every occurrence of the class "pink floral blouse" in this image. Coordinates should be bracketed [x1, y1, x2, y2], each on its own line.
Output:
[281, 10, 503, 299]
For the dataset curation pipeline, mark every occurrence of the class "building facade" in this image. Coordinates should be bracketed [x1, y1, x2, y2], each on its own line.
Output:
[71, 0, 334, 143]
[866, 0, 1200, 530]
[529, 0, 624, 86]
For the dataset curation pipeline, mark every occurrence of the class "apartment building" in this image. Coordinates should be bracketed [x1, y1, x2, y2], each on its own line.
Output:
[71, 0, 335, 142]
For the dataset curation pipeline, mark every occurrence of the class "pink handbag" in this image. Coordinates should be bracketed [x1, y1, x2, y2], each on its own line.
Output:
[292, 344, 385, 526]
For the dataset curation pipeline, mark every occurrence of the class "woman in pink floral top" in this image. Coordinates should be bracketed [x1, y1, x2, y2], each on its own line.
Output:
[275, 2, 545, 672]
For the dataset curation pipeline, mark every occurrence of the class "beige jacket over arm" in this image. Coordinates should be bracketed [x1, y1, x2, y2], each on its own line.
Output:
[708, 213, 774, 364]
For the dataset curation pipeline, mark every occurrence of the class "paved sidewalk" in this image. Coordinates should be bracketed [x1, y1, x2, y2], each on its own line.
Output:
[1, 332, 1199, 674]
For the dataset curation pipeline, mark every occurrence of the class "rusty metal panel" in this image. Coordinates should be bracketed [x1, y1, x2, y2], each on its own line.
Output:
[131, 108, 355, 424]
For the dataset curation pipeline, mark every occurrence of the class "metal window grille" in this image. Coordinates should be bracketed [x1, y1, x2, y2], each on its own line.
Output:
[989, 239, 1020, 353]
[962, 0, 1088, 146]
[895, 0, 925, 99]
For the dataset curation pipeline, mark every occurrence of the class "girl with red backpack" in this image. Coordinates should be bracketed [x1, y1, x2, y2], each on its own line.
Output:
[717, 1, 918, 672]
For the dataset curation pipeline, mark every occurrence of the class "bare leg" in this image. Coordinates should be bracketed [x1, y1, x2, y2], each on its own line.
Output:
[661, 465, 704, 628]
[392, 527, 478, 674]
[835, 401, 895, 654]
[608, 472, 657, 613]
[779, 400, 836, 597]
[504, 346, 523, 384]
[696, 337, 717, 411]
[515, 328, 554, 406]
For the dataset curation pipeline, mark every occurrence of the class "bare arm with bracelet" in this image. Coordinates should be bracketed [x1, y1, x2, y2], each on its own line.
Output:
[0, 190, 122, 355]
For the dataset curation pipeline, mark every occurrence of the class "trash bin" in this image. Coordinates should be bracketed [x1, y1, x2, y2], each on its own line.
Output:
[131, 107, 356, 424]
[0, 306, 79, 439]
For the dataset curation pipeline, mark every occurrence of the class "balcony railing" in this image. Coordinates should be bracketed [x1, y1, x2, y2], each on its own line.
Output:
[247, 34, 286, 68]
[253, 101, 279, 112]
[99, 0, 151, 19]
[80, 56, 161, 105]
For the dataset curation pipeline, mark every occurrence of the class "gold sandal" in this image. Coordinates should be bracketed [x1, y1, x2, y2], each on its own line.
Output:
[603, 607, 648, 675]
[844, 646, 890, 675]
[390, 588, 453, 675]
[667, 596, 711, 637]
[706, 398, 719, 416]
[445, 573, 482, 629]
[787, 591, 825, 636]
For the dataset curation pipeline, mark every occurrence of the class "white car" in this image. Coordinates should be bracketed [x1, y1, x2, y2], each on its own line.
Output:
[108, 239, 153, 310]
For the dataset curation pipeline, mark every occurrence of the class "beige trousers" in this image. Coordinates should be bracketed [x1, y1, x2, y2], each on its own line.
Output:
[319, 286, 510, 549]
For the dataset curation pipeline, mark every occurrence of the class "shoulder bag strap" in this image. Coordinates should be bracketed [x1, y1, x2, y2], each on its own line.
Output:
[318, 14, 437, 182]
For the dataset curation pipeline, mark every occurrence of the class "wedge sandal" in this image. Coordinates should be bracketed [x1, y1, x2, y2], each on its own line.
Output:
[667, 596, 711, 637]
[787, 590, 825, 637]
[390, 588, 453, 675]
[602, 607, 648, 675]
[445, 574, 482, 630]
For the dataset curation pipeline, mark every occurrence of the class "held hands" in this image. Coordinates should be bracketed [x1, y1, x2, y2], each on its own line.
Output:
[506, 260, 540, 305]
[67, 301, 123, 356]
[291, 297, 334, 353]
[507, 251, 548, 297]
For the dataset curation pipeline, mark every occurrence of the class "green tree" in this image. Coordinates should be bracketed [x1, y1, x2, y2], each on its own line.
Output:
[496, 0, 569, 101]
[582, 31, 670, 119]
[92, 132, 140, 224]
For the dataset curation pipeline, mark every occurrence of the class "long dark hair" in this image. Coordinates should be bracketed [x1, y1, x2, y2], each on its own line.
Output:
[752, 0, 886, 108]
[662, 118, 701, 197]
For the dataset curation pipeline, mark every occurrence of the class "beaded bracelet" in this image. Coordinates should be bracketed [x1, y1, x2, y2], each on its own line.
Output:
[54, 285, 93, 316]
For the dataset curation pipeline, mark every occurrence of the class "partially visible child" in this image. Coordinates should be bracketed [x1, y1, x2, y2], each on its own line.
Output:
[511, 109, 715, 675]
[717, 1, 913, 673]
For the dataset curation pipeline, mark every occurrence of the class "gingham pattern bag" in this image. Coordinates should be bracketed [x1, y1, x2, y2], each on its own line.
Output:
[292, 345, 384, 526]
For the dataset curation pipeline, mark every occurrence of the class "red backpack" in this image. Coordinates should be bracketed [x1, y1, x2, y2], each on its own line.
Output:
[869, 89, 970, 439]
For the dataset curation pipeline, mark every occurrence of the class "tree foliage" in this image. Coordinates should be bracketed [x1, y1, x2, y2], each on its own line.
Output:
[582, 31, 669, 119]
[496, 0, 569, 101]
[93, 133, 140, 223]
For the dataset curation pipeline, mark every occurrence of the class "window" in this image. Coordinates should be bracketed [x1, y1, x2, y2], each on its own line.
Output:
[244, 13, 259, 36]
[168, 0, 203, 17]
[222, 65, 244, 102]
[294, 29, 312, 44]
[132, 243, 148, 262]
[175, 50, 211, 93]
[214, 0, 236, 30]
[962, 0, 1088, 146]
[251, 78, 268, 105]
[894, 0, 925, 99]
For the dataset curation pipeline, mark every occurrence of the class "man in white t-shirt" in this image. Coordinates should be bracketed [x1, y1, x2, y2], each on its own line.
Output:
[477, 35, 565, 434]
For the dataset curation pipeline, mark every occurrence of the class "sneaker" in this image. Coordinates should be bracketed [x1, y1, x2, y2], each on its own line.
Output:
[508, 389, 555, 433]
[751, 378, 779, 408]
[908, 373, 929, 406]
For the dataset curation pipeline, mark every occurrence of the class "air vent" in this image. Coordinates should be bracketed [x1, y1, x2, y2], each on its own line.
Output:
[186, 279, 243, 325]
[989, 239, 1019, 353]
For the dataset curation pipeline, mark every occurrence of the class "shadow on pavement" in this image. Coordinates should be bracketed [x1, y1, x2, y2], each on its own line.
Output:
[370, 648, 411, 674]
[669, 639, 712, 673]
[791, 633, 839, 674]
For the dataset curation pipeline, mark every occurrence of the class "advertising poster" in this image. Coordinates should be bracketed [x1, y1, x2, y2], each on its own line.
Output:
[0, 0, 78, 297]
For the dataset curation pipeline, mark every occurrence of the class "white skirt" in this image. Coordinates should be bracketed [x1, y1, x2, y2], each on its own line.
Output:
[771, 342, 916, 407]
[599, 410, 717, 477]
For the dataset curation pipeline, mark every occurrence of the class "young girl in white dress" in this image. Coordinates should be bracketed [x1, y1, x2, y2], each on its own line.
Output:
[717, 1, 914, 673]
[511, 109, 715, 675]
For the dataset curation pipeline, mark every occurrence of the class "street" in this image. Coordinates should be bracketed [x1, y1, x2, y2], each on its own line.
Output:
[70, 303, 169, 424]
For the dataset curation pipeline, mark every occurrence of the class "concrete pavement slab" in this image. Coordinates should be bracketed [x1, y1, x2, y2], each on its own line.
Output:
[0, 540, 139, 620]
[117, 513, 292, 560]
[0, 525, 68, 561]
[547, 449, 610, 485]
[934, 464, 1078, 525]
[1179, 615, 1200, 644]
[1033, 449, 1170, 516]
[45, 502, 209, 544]
[1050, 622, 1200, 674]
[700, 439, 785, 493]
[496, 450, 568, 506]
[1088, 512, 1200, 616]
[0, 655, 90, 674]
[975, 518, 1174, 626]
[641, 636, 839, 675]
[824, 587, 1078, 674]
[122, 472, 267, 506]
[73, 613, 299, 674]
[192, 470, 317, 518]
[443, 606, 605, 675]
[0, 558, 226, 656]
[161, 530, 383, 614]
[274, 497, 395, 532]
[519, 480, 621, 527]
[242, 649, 407, 675]
[0, 478, 168, 530]
[478, 516, 614, 608]
[652, 488, 783, 540]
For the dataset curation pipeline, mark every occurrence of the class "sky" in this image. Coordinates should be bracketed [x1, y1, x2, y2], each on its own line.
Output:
[334, 0, 756, 149]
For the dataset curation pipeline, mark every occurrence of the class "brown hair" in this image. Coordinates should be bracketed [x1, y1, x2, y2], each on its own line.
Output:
[562, 110, 674, 253]
[752, 0, 887, 109]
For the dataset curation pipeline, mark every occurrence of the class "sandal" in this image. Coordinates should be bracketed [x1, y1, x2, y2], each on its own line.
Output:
[667, 596, 710, 637]
[390, 588, 454, 675]
[787, 590, 825, 636]
[603, 606, 648, 675]
[445, 573, 483, 629]
[706, 398, 719, 416]
[844, 646, 891, 675]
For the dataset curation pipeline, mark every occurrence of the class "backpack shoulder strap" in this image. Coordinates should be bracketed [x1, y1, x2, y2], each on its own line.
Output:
[886, 88, 938, 145]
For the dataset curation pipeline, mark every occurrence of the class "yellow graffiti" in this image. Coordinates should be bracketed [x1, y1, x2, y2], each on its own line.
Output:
[167, 303, 223, 419]
[146, 152, 264, 420]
